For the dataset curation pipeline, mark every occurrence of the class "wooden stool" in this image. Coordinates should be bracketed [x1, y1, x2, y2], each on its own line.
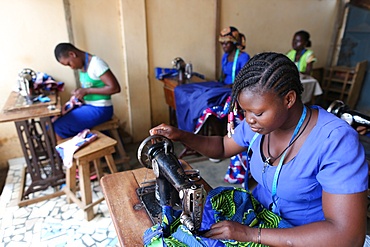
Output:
[93, 115, 130, 166]
[62, 130, 117, 221]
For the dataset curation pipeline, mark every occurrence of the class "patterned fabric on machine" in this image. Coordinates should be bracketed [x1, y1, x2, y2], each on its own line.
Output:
[143, 187, 293, 247]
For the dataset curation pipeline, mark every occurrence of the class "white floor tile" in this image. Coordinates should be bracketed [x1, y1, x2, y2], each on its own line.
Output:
[0, 158, 119, 247]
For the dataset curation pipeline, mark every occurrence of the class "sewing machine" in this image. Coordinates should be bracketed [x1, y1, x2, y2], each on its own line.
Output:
[327, 100, 370, 129]
[172, 57, 193, 83]
[17, 68, 37, 104]
[136, 135, 206, 232]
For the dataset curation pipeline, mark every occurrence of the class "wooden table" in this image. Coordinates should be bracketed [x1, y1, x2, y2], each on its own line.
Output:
[160, 75, 206, 126]
[0, 91, 64, 206]
[101, 161, 212, 247]
[300, 75, 323, 104]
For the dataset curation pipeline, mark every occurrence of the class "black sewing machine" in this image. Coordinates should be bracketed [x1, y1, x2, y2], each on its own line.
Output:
[136, 135, 207, 232]
[327, 100, 370, 129]
[327, 100, 370, 161]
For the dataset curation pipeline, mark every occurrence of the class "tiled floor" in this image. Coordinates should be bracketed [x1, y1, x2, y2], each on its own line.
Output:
[0, 157, 119, 247]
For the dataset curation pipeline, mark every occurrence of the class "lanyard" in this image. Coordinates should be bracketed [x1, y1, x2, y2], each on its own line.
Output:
[271, 106, 307, 214]
[84, 52, 88, 72]
[244, 106, 306, 206]
[231, 49, 240, 83]
[245, 132, 260, 190]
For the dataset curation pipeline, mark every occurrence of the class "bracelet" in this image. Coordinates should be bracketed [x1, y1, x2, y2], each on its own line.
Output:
[257, 227, 261, 244]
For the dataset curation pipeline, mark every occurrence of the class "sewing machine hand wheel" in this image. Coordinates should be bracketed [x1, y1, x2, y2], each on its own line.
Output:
[137, 135, 174, 169]
[327, 100, 346, 116]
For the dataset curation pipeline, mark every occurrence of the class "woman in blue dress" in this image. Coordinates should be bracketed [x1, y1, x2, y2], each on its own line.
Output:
[150, 52, 368, 246]
[219, 26, 250, 86]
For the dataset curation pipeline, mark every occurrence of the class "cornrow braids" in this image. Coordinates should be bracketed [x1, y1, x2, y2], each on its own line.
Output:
[228, 52, 303, 114]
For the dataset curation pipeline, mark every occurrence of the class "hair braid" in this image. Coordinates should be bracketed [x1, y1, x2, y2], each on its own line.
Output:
[229, 52, 303, 114]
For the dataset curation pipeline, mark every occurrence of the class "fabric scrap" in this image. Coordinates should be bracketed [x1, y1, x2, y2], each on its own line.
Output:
[55, 129, 98, 168]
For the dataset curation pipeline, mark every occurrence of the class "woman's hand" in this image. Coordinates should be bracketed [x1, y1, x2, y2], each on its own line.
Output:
[203, 221, 253, 243]
[149, 123, 183, 141]
[72, 88, 88, 101]
[356, 126, 368, 135]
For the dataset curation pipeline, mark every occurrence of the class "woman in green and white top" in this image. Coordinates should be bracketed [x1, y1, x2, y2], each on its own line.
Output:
[286, 30, 317, 75]
[53, 43, 121, 141]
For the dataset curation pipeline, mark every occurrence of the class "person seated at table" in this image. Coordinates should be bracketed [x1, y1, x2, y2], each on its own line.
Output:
[150, 52, 368, 246]
[53, 43, 121, 141]
[286, 30, 317, 75]
[219, 26, 250, 86]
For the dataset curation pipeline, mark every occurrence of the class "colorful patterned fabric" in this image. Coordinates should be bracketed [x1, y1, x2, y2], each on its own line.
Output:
[55, 129, 98, 168]
[194, 96, 248, 185]
[34, 71, 65, 92]
[219, 26, 246, 51]
[223, 152, 249, 185]
[143, 187, 293, 247]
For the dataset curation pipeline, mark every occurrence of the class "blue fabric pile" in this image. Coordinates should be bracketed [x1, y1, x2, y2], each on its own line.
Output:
[174, 82, 231, 132]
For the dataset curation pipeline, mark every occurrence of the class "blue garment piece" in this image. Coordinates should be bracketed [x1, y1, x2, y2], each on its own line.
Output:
[34, 95, 51, 103]
[174, 82, 231, 132]
[155, 67, 178, 80]
[155, 67, 205, 81]
[53, 104, 113, 139]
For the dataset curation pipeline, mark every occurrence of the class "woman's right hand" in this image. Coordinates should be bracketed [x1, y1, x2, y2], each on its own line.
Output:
[72, 88, 88, 101]
[149, 123, 183, 141]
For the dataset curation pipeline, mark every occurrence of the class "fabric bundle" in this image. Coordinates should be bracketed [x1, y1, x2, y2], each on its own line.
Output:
[34, 71, 65, 92]
[143, 187, 292, 247]
[55, 129, 98, 168]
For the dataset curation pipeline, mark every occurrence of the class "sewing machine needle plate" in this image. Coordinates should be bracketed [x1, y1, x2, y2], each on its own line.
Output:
[136, 185, 162, 225]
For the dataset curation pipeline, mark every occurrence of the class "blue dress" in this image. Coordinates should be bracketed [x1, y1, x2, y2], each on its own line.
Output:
[221, 51, 250, 85]
[232, 106, 368, 226]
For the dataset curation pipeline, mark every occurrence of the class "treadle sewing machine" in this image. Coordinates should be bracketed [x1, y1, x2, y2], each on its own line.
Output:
[136, 135, 207, 232]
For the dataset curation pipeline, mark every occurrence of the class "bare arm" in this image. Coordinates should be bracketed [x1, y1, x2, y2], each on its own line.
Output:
[73, 69, 121, 99]
[149, 123, 246, 159]
[204, 191, 367, 246]
[304, 62, 314, 75]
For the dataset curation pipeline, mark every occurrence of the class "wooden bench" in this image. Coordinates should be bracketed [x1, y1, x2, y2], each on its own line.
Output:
[62, 130, 118, 221]
[92, 115, 130, 167]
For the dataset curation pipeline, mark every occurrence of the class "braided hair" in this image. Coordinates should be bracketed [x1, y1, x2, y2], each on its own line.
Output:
[229, 52, 303, 114]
